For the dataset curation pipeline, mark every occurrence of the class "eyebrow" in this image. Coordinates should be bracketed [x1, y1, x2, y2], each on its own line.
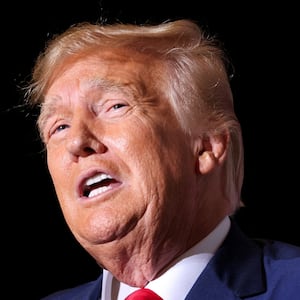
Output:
[86, 78, 136, 98]
[38, 95, 62, 135]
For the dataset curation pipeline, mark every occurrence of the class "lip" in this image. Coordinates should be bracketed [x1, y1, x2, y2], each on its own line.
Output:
[76, 167, 122, 200]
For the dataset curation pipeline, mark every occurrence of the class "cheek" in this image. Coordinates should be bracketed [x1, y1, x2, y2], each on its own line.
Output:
[46, 147, 69, 188]
[47, 151, 57, 179]
[108, 126, 153, 168]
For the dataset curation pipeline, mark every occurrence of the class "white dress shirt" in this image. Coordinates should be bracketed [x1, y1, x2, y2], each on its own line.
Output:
[101, 216, 230, 300]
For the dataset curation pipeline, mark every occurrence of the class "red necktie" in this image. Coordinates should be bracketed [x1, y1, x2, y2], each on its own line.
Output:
[125, 288, 163, 300]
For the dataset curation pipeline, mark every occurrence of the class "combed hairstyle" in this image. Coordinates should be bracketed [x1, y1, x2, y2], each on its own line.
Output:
[24, 19, 244, 213]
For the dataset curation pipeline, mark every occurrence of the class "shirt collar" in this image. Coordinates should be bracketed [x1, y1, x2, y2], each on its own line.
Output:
[102, 216, 231, 300]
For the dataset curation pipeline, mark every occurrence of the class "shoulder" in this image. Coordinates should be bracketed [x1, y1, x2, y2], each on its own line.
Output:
[41, 274, 102, 300]
[223, 219, 300, 297]
[257, 239, 300, 295]
[256, 238, 300, 264]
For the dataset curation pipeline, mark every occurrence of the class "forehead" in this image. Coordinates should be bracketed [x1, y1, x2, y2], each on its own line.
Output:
[42, 49, 166, 115]
[44, 55, 162, 115]
[48, 49, 161, 91]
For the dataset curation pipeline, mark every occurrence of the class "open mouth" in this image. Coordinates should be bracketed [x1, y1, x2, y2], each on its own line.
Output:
[82, 173, 118, 198]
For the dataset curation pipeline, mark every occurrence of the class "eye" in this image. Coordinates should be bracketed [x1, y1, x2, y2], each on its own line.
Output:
[56, 124, 69, 132]
[93, 99, 130, 118]
[112, 103, 126, 110]
[105, 101, 129, 117]
[51, 123, 70, 136]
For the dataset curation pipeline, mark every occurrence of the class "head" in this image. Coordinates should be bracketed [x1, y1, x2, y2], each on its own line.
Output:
[25, 19, 244, 286]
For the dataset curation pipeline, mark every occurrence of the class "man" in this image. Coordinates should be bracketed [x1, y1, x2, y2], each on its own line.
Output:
[25, 19, 300, 299]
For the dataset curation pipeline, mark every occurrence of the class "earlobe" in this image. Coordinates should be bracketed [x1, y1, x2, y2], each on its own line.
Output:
[198, 151, 218, 174]
[195, 132, 229, 174]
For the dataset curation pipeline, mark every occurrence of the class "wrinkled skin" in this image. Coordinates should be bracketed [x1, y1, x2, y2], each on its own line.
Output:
[41, 49, 229, 287]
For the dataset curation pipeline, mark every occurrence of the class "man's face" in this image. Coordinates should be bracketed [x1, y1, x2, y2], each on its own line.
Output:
[41, 50, 200, 262]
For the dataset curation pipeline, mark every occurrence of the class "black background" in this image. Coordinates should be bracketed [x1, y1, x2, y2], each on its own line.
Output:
[2, 1, 299, 299]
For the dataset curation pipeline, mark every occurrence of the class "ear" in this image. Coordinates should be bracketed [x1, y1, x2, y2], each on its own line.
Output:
[195, 131, 229, 174]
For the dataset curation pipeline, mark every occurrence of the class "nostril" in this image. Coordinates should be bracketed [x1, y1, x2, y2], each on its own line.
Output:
[93, 140, 108, 154]
[83, 146, 96, 155]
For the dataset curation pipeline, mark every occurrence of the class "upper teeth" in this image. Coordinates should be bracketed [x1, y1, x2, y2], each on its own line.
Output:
[86, 173, 112, 186]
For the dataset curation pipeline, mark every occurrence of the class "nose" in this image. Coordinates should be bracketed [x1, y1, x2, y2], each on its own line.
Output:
[66, 123, 107, 159]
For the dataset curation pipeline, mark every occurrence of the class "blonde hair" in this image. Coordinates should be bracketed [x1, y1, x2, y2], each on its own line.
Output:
[25, 19, 244, 213]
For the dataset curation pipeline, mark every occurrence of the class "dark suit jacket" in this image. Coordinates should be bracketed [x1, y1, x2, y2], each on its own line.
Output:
[41, 220, 300, 299]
